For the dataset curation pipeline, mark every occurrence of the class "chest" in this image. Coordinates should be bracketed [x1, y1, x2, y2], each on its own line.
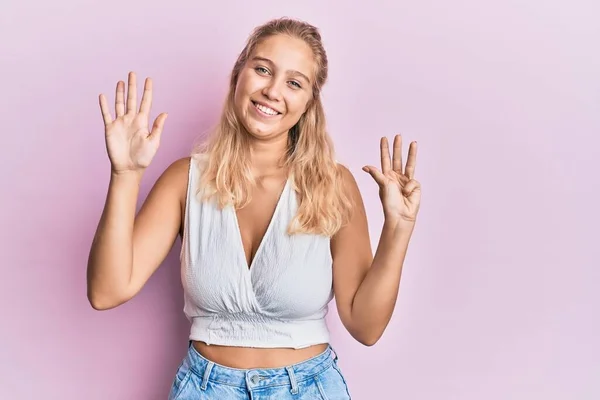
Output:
[235, 181, 288, 269]
[182, 179, 333, 318]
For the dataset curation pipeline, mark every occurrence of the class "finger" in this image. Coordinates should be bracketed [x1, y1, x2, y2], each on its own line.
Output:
[148, 113, 168, 144]
[99, 94, 113, 125]
[139, 77, 153, 115]
[126, 71, 137, 114]
[402, 178, 421, 197]
[115, 81, 125, 117]
[392, 134, 403, 174]
[362, 165, 387, 186]
[380, 137, 391, 174]
[404, 182, 421, 207]
[405, 141, 418, 179]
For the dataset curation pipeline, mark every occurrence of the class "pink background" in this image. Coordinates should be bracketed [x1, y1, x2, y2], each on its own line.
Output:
[1, 0, 599, 399]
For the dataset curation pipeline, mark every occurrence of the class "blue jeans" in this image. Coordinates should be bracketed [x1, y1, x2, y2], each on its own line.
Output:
[168, 342, 352, 399]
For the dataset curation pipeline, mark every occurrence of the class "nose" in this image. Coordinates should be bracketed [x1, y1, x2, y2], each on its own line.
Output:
[262, 78, 283, 101]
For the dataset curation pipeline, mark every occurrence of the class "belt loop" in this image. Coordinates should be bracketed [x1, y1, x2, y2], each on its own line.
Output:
[285, 366, 299, 395]
[329, 344, 339, 362]
[201, 361, 214, 391]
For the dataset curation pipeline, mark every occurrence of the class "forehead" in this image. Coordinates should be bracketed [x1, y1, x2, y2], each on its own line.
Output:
[251, 35, 315, 81]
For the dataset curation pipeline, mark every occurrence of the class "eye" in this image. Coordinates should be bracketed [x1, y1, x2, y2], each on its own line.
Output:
[288, 80, 302, 89]
[255, 66, 270, 75]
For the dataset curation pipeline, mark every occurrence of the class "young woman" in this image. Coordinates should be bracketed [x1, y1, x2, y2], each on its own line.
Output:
[88, 17, 421, 400]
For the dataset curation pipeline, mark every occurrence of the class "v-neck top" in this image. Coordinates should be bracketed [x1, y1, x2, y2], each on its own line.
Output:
[180, 155, 334, 349]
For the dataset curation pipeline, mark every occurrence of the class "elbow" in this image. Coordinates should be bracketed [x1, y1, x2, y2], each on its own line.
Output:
[88, 298, 114, 311]
[358, 335, 380, 347]
[87, 289, 128, 311]
[86, 271, 133, 311]
[351, 329, 382, 347]
[344, 315, 383, 347]
[87, 295, 116, 311]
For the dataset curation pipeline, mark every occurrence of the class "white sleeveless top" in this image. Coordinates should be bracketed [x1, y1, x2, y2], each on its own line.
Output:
[180, 155, 334, 349]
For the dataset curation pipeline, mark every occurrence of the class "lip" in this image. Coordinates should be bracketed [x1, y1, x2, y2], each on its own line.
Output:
[251, 100, 282, 115]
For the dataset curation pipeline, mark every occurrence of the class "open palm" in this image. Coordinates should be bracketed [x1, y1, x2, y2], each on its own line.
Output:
[363, 135, 421, 223]
[99, 72, 168, 174]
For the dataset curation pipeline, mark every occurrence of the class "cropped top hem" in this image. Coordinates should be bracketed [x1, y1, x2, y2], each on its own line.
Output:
[189, 316, 331, 349]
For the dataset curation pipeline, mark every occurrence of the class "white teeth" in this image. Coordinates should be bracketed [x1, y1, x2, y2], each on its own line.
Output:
[254, 102, 279, 115]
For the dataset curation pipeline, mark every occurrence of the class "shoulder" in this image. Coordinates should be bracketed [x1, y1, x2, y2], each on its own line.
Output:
[336, 163, 354, 182]
[162, 153, 212, 196]
[336, 162, 361, 197]
[162, 156, 192, 181]
[152, 156, 192, 200]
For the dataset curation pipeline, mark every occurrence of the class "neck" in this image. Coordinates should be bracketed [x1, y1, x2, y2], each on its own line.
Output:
[248, 132, 289, 178]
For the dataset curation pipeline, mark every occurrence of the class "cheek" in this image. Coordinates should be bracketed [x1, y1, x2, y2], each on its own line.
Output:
[233, 80, 249, 111]
[239, 70, 263, 93]
[286, 96, 310, 118]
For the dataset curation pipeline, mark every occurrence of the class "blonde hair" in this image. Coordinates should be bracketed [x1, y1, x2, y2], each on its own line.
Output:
[192, 17, 353, 237]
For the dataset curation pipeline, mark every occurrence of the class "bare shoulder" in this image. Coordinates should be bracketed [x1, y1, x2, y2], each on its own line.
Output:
[336, 162, 363, 202]
[331, 162, 370, 244]
[337, 162, 352, 178]
[162, 156, 191, 180]
[153, 156, 191, 198]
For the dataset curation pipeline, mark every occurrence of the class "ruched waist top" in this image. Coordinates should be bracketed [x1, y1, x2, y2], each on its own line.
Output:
[179, 155, 334, 349]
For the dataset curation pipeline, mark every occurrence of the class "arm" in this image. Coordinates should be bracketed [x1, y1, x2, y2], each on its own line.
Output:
[86, 156, 189, 310]
[332, 136, 421, 346]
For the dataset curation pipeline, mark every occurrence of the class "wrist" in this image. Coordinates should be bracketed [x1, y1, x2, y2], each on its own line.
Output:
[110, 168, 144, 182]
[383, 217, 416, 235]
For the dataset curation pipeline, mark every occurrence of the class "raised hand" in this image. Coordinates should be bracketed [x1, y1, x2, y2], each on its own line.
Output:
[98, 72, 168, 174]
[362, 135, 421, 224]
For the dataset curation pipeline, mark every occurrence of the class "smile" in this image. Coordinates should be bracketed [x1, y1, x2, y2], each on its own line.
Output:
[252, 101, 281, 117]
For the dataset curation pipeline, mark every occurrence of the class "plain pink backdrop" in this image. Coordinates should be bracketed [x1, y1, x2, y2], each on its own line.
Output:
[1, 0, 598, 399]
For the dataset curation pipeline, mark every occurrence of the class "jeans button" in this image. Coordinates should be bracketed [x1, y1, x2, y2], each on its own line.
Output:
[250, 374, 260, 384]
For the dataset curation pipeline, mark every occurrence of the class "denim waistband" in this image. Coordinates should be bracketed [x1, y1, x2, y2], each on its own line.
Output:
[184, 342, 337, 392]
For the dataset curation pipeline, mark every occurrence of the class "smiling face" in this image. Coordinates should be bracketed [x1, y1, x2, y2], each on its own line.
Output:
[233, 34, 315, 140]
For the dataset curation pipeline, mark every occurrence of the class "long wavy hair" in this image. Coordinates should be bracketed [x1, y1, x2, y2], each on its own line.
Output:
[192, 17, 353, 237]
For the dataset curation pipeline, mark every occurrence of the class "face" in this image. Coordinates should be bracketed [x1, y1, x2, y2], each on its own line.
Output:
[233, 34, 315, 140]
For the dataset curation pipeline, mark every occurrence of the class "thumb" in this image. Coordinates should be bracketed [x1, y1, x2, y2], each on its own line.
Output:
[362, 165, 387, 186]
[149, 113, 168, 144]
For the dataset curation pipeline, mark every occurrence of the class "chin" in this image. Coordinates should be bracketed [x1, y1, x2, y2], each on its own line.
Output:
[245, 124, 282, 139]
[243, 113, 292, 139]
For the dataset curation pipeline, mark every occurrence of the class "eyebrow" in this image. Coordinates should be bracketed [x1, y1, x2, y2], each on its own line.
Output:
[251, 56, 312, 85]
